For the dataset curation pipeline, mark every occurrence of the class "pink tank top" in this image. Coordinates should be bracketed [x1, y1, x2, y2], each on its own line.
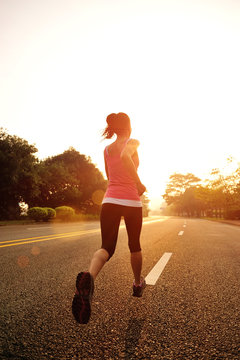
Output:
[103, 140, 141, 201]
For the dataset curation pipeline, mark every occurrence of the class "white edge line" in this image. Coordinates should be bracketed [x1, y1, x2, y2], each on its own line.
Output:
[143, 218, 168, 225]
[145, 252, 173, 285]
[120, 218, 167, 230]
[27, 227, 53, 230]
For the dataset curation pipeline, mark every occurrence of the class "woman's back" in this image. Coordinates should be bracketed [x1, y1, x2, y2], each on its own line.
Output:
[107, 139, 127, 156]
[104, 139, 140, 201]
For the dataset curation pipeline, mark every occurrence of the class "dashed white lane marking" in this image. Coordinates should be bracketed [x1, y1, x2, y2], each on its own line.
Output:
[183, 225, 186, 228]
[178, 230, 184, 236]
[145, 252, 173, 285]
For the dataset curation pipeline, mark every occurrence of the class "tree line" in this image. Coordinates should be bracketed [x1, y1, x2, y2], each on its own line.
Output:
[163, 166, 240, 219]
[0, 129, 149, 220]
[0, 129, 107, 220]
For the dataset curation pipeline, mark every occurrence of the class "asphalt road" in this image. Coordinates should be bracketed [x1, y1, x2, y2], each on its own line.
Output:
[0, 217, 239, 360]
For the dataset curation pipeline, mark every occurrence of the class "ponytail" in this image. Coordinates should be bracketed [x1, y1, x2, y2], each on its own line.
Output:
[102, 125, 115, 139]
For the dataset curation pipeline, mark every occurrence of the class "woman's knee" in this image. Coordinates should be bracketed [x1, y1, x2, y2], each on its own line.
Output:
[101, 246, 115, 261]
[129, 242, 141, 253]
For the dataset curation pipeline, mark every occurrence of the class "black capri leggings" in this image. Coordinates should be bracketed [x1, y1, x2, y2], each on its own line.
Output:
[100, 203, 142, 260]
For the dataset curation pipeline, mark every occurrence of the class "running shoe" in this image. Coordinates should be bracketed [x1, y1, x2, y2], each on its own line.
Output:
[72, 271, 94, 324]
[132, 277, 146, 297]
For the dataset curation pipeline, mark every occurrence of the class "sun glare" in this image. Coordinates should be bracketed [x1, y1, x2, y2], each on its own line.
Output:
[1, 0, 240, 211]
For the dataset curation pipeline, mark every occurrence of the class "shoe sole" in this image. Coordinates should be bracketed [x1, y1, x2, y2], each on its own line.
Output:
[72, 272, 94, 324]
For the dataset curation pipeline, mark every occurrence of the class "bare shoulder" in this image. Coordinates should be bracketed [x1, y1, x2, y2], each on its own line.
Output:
[121, 138, 140, 157]
[127, 138, 140, 148]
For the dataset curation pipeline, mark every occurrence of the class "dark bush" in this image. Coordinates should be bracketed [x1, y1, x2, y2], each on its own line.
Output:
[43, 207, 56, 221]
[55, 206, 75, 221]
[224, 208, 240, 220]
[28, 207, 48, 222]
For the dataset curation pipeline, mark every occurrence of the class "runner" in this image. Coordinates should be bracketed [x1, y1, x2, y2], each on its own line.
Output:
[72, 112, 147, 324]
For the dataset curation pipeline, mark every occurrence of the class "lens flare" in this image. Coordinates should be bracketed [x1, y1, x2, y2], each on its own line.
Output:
[17, 255, 29, 268]
[92, 189, 105, 205]
[31, 246, 40, 256]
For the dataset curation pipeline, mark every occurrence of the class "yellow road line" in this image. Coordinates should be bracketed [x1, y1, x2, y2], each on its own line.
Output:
[0, 229, 101, 245]
[0, 229, 100, 248]
[0, 218, 166, 248]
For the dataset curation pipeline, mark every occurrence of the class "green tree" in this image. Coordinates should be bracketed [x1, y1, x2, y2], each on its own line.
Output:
[163, 173, 201, 216]
[0, 129, 39, 219]
[180, 187, 204, 217]
[31, 148, 107, 213]
[163, 164, 240, 219]
[194, 185, 214, 217]
[205, 168, 235, 218]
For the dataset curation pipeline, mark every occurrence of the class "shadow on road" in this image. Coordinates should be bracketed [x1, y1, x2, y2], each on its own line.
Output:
[124, 318, 145, 359]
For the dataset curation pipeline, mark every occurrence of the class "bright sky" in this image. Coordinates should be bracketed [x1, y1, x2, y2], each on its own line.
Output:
[1, 0, 240, 210]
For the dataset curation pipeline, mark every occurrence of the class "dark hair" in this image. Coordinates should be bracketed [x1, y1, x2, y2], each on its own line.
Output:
[102, 112, 131, 139]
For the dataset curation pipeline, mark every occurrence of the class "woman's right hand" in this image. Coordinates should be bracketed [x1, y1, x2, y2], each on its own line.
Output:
[137, 182, 146, 196]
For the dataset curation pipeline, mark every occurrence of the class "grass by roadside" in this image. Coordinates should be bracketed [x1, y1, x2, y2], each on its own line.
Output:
[201, 217, 225, 222]
[202, 217, 240, 227]
[0, 219, 36, 226]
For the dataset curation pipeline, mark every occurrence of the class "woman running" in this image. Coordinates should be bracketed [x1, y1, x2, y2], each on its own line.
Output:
[72, 112, 146, 324]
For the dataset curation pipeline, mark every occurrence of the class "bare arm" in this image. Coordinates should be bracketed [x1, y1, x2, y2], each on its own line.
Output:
[104, 150, 109, 180]
[120, 139, 146, 196]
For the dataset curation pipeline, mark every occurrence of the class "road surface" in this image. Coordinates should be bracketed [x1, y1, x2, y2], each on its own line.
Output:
[0, 217, 239, 359]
